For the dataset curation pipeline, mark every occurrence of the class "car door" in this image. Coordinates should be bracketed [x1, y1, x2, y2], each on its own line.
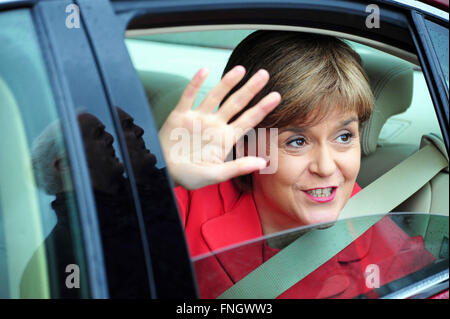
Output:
[72, 0, 198, 298]
[0, 0, 107, 298]
[1, 0, 183, 299]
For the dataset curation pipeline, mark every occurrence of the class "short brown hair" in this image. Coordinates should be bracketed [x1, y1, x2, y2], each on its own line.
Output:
[222, 31, 374, 191]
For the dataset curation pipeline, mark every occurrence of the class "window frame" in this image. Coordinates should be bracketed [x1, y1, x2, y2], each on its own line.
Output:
[30, 0, 111, 299]
[409, 11, 449, 152]
[75, 0, 199, 298]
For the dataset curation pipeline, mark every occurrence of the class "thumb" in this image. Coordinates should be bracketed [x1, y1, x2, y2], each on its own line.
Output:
[215, 157, 268, 182]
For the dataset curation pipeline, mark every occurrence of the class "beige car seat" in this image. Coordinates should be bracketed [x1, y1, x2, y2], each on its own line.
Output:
[358, 50, 415, 187]
[138, 70, 209, 129]
[0, 77, 50, 298]
[357, 50, 448, 217]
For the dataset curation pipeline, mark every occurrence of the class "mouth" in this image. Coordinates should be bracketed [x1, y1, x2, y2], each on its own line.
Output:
[302, 186, 337, 203]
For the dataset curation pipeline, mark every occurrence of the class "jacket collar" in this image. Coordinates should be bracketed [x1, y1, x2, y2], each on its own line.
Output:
[201, 181, 262, 251]
[201, 181, 263, 282]
[200, 181, 373, 286]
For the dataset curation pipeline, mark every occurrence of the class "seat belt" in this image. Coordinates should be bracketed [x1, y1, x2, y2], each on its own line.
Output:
[218, 143, 448, 299]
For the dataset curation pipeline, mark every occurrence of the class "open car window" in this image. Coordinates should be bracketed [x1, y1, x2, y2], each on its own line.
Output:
[120, 3, 448, 297]
[125, 27, 446, 206]
[191, 213, 448, 299]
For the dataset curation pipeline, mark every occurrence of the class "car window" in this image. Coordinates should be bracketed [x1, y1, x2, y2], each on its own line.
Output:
[126, 30, 443, 144]
[192, 213, 448, 299]
[39, 12, 156, 299]
[124, 27, 448, 300]
[0, 9, 88, 298]
[126, 28, 446, 184]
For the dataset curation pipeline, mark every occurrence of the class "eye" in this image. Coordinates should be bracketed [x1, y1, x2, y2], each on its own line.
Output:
[287, 137, 306, 148]
[336, 132, 353, 144]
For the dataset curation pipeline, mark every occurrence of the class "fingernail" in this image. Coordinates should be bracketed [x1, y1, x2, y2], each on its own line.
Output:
[199, 67, 209, 77]
[256, 69, 269, 78]
[234, 65, 246, 74]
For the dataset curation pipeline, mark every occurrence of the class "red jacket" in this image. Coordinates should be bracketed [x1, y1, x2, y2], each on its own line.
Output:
[175, 181, 435, 299]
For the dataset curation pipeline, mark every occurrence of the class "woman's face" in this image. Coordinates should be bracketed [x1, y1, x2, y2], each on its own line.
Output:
[252, 108, 361, 234]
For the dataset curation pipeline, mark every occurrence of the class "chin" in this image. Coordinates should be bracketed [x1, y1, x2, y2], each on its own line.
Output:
[301, 209, 340, 227]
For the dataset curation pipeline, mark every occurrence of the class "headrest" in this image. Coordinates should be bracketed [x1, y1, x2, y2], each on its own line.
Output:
[138, 70, 191, 129]
[359, 50, 414, 156]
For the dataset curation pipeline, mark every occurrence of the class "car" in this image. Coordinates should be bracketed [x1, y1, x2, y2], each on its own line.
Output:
[0, 0, 448, 300]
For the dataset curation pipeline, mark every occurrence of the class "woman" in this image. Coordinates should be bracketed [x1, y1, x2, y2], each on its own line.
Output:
[159, 31, 435, 298]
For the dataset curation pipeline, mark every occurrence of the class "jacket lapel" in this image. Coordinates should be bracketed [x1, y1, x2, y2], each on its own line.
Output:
[201, 182, 264, 282]
[200, 181, 370, 295]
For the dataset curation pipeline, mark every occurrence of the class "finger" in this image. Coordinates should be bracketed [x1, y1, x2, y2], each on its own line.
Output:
[175, 68, 209, 112]
[231, 91, 281, 136]
[212, 156, 267, 183]
[196, 65, 246, 113]
[216, 69, 270, 122]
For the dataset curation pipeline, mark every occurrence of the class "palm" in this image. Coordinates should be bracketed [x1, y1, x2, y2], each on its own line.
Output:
[159, 66, 281, 190]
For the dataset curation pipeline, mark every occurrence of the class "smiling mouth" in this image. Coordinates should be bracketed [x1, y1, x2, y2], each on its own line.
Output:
[302, 187, 337, 203]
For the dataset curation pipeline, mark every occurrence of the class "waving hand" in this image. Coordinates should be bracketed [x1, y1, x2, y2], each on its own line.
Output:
[159, 66, 281, 190]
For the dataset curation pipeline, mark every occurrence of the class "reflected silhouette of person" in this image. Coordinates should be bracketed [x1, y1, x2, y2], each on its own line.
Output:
[23, 112, 151, 298]
[115, 107, 161, 186]
[76, 112, 151, 298]
[77, 113, 125, 195]
[21, 119, 82, 298]
[116, 107, 195, 298]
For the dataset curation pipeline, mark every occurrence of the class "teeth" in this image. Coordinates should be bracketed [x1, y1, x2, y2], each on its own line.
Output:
[307, 187, 333, 197]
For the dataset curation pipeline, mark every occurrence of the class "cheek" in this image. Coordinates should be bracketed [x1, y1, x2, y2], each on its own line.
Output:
[339, 148, 361, 184]
[259, 152, 305, 191]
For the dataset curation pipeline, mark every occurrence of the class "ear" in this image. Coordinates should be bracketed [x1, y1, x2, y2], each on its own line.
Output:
[53, 157, 69, 173]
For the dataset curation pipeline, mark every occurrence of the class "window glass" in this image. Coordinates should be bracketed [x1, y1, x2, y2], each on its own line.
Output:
[424, 19, 449, 89]
[0, 9, 88, 298]
[37, 0, 156, 297]
[192, 213, 448, 299]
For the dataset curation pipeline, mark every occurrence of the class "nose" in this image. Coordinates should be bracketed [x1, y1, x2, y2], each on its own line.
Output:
[134, 125, 144, 138]
[105, 131, 114, 146]
[308, 145, 337, 177]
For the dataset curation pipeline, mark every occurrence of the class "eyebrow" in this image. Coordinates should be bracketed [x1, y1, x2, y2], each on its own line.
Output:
[278, 127, 305, 134]
[278, 117, 359, 134]
[340, 117, 358, 127]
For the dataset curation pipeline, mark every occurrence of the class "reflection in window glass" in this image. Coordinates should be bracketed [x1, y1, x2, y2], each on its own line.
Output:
[425, 19, 449, 89]
[74, 109, 152, 298]
[192, 213, 447, 299]
[0, 9, 88, 298]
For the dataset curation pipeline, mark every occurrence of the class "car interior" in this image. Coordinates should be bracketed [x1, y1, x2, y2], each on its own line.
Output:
[124, 27, 449, 298]
[124, 27, 448, 221]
